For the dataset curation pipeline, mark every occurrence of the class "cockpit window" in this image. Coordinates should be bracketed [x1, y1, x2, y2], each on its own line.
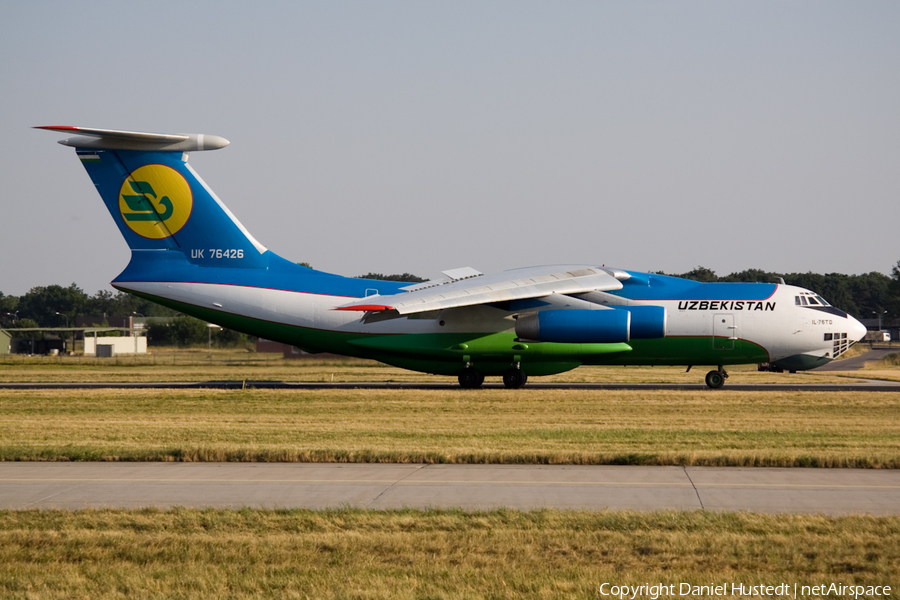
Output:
[797, 292, 834, 307]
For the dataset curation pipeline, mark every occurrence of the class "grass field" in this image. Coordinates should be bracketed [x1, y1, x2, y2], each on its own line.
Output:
[1, 387, 898, 466]
[1, 348, 898, 467]
[0, 508, 897, 599]
[0, 348, 886, 384]
[855, 351, 900, 383]
[2, 350, 899, 598]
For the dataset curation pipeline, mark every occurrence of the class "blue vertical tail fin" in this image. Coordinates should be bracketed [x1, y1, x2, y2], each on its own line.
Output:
[37, 126, 268, 268]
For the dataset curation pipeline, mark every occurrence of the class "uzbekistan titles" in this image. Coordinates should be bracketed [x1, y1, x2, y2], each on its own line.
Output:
[677, 301, 776, 311]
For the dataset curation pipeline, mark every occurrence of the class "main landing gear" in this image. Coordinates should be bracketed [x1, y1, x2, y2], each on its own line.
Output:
[704, 367, 728, 389]
[502, 366, 528, 389]
[458, 366, 485, 389]
[456, 364, 528, 389]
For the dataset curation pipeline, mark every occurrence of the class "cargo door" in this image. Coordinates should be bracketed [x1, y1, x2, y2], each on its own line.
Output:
[713, 314, 735, 350]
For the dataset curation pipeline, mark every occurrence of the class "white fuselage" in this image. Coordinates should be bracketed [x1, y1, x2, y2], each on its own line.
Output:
[121, 278, 865, 368]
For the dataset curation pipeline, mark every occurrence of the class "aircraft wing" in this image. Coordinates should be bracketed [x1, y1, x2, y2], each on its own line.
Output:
[335, 265, 625, 315]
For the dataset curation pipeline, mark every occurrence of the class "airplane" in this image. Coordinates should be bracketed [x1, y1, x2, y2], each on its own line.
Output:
[38, 126, 868, 388]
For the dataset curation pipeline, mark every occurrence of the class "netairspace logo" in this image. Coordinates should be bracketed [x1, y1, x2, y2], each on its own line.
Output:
[597, 582, 892, 599]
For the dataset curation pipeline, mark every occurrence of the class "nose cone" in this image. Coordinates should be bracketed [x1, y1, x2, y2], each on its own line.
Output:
[849, 315, 867, 342]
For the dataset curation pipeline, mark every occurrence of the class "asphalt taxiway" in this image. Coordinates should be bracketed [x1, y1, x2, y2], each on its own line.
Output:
[1, 380, 899, 391]
[812, 346, 896, 371]
[2, 463, 898, 515]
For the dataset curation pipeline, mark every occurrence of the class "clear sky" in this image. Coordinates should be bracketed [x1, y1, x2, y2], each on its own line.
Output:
[2, 1, 898, 296]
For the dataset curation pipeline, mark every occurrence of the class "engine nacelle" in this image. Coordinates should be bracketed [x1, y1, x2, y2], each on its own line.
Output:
[515, 306, 666, 343]
[626, 305, 667, 339]
[516, 309, 630, 343]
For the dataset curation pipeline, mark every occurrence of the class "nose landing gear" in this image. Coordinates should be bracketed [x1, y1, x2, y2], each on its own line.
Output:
[704, 367, 728, 389]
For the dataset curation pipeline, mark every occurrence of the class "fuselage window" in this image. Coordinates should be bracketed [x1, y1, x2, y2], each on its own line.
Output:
[824, 333, 833, 341]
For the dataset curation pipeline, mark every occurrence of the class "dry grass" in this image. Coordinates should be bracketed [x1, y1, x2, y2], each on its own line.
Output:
[1, 388, 898, 467]
[0, 350, 874, 384]
[0, 351, 414, 383]
[852, 369, 900, 383]
[0, 508, 897, 599]
[845, 352, 900, 383]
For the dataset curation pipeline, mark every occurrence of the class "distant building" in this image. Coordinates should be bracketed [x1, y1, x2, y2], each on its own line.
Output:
[860, 318, 899, 344]
[3, 326, 144, 355]
[83, 335, 147, 356]
[2, 329, 67, 355]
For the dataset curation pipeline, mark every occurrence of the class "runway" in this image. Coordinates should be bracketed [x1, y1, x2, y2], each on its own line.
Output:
[2, 463, 898, 515]
[1, 380, 899, 391]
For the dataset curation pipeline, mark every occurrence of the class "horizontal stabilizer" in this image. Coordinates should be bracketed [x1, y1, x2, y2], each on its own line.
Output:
[35, 126, 229, 152]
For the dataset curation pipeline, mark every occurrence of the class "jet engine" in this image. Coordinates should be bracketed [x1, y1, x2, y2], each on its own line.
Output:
[515, 306, 666, 343]
[627, 305, 667, 339]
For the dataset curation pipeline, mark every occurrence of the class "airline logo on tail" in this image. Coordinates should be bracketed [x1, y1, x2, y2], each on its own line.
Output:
[118, 164, 193, 239]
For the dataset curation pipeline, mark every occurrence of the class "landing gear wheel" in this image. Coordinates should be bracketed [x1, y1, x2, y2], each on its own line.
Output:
[458, 367, 484, 389]
[705, 370, 725, 389]
[502, 367, 528, 389]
